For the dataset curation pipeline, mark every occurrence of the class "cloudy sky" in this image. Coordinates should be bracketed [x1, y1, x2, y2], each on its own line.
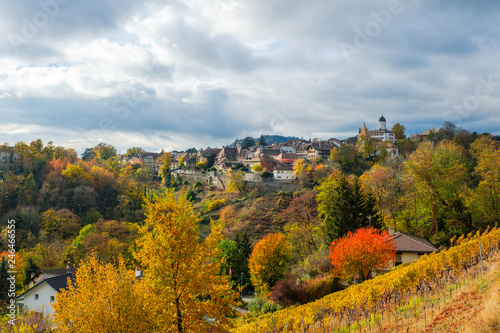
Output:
[1, 0, 499, 154]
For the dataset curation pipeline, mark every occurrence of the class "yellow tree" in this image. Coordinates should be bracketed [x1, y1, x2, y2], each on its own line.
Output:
[227, 169, 247, 192]
[53, 256, 153, 332]
[249, 233, 292, 294]
[134, 191, 239, 332]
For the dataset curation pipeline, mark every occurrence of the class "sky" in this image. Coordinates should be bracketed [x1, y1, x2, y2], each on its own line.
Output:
[1, 0, 499, 154]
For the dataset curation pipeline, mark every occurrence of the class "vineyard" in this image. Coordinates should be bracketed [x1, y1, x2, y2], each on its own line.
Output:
[234, 227, 500, 332]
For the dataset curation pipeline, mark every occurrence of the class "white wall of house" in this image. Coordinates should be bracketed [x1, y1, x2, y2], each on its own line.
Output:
[274, 169, 296, 180]
[18, 282, 57, 316]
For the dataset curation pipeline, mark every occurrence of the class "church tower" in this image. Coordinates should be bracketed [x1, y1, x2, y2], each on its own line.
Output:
[378, 115, 386, 130]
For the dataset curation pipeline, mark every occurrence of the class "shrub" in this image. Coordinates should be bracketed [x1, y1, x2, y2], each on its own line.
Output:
[270, 274, 306, 306]
[207, 199, 226, 211]
[247, 297, 266, 316]
[262, 171, 274, 179]
[186, 190, 196, 201]
[304, 275, 342, 302]
[261, 302, 281, 314]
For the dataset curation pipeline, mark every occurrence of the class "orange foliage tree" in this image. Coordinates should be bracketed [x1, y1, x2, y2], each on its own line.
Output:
[329, 227, 396, 281]
[249, 233, 292, 294]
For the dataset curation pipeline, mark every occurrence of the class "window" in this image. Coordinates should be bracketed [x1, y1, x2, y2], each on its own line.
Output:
[34, 294, 39, 300]
[50, 296, 55, 302]
[395, 254, 402, 266]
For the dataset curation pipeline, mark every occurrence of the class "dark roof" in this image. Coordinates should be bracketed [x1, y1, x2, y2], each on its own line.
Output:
[379, 115, 386, 122]
[45, 273, 74, 292]
[392, 231, 438, 253]
[17, 273, 74, 299]
[25, 267, 76, 285]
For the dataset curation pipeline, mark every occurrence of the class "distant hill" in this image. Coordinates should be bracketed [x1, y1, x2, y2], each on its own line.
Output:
[228, 135, 300, 147]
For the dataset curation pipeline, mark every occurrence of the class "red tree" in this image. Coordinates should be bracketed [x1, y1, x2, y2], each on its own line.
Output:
[329, 227, 396, 281]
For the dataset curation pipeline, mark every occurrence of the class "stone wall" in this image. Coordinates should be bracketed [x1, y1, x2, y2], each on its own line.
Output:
[175, 171, 302, 193]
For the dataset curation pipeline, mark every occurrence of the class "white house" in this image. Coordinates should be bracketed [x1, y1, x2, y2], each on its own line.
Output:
[17, 273, 73, 316]
[273, 166, 296, 181]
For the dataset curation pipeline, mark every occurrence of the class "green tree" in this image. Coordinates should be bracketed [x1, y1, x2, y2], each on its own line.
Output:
[42, 208, 81, 240]
[23, 257, 39, 285]
[161, 153, 172, 186]
[125, 147, 146, 156]
[316, 170, 380, 244]
[217, 239, 251, 291]
[241, 137, 255, 149]
[134, 191, 239, 332]
[234, 230, 253, 260]
[258, 135, 267, 146]
[93, 143, 117, 161]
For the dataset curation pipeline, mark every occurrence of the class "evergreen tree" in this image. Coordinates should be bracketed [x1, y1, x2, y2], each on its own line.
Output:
[0, 256, 9, 301]
[234, 229, 253, 259]
[317, 171, 380, 244]
[23, 256, 39, 285]
[259, 135, 267, 146]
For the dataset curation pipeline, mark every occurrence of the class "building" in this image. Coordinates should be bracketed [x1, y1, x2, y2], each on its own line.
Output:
[390, 228, 439, 266]
[359, 115, 396, 143]
[17, 273, 74, 316]
[273, 165, 296, 181]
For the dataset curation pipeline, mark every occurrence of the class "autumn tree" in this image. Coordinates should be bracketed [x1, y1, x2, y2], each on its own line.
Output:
[53, 256, 153, 332]
[227, 169, 247, 193]
[219, 205, 236, 231]
[252, 164, 263, 172]
[399, 141, 472, 240]
[356, 135, 375, 159]
[360, 164, 402, 228]
[391, 123, 406, 140]
[42, 208, 81, 240]
[249, 233, 292, 294]
[469, 142, 500, 228]
[317, 170, 381, 243]
[134, 191, 239, 332]
[329, 227, 396, 281]
[281, 191, 322, 261]
[196, 161, 208, 170]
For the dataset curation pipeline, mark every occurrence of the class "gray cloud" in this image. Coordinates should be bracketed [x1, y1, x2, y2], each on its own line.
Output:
[0, 0, 499, 153]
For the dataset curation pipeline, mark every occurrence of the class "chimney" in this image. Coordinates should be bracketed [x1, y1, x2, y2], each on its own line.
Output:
[31, 273, 35, 279]
[67, 260, 70, 272]
[135, 268, 142, 278]
[389, 227, 395, 235]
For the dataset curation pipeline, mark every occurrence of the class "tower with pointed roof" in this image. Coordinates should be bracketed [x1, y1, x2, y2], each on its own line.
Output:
[378, 115, 386, 130]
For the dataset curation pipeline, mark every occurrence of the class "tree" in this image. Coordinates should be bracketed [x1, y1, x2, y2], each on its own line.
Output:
[178, 156, 185, 169]
[252, 164, 263, 172]
[134, 191, 239, 332]
[81, 148, 96, 161]
[400, 141, 472, 239]
[356, 135, 375, 159]
[329, 227, 396, 281]
[249, 233, 292, 294]
[23, 256, 39, 286]
[234, 230, 253, 260]
[259, 135, 267, 146]
[391, 123, 406, 140]
[316, 170, 381, 244]
[196, 161, 208, 170]
[161, 152, 172, 186]
[53, 256, 153, 332]
[227, 169, 247, 193]
[241, 137, 255, 149]
[125, 147, 146, 156]
[92, 143, 117, 161]
[42, 208, 81, 240]
[217, 239, 251, 291]
[219, 205, 236, 231]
